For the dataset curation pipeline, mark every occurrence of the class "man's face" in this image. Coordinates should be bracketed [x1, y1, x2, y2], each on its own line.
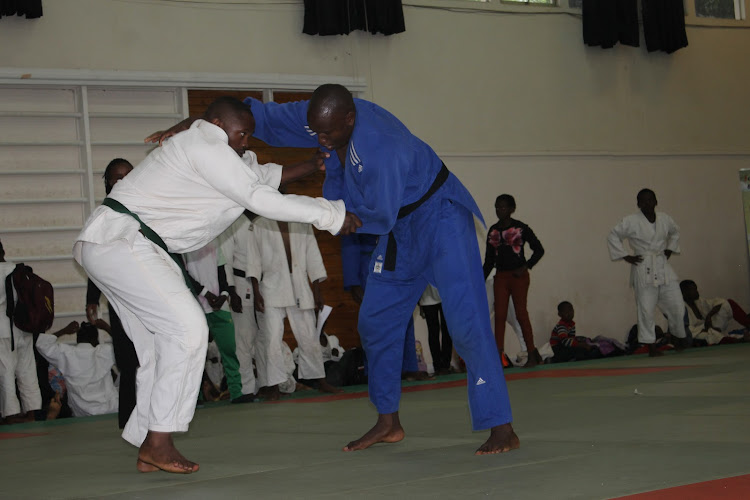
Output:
[682, 283, 699, 302]
[637, 192, 657, 214]
[308, 109, 354, 151]
[221, 111, 255, 157]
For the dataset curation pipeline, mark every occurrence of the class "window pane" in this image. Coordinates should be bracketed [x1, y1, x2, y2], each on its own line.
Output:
[695, 0, 737, 19]
[569, 0, 582, 8]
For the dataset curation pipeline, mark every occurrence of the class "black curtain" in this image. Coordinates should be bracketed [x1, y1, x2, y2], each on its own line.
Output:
[582, 0, 639, 49]
[303, 0, 405, 36]
[642, 0, 688, 54]
[0, 0, 43, 19]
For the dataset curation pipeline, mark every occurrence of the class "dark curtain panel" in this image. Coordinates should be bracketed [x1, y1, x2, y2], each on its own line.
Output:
[303, 0, 405, 36]
[582, 0, 639, 48]
[0, 0, 43, 19]
[642, 0, 688, 54]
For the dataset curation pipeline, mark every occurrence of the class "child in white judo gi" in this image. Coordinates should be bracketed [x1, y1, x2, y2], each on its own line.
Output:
[608, 188, 688, 357]
[247, 217, 342, 400]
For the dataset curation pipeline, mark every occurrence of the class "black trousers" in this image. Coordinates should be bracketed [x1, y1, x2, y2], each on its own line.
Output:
[423, 303, 452, 372]
[109, 309, 139, 429]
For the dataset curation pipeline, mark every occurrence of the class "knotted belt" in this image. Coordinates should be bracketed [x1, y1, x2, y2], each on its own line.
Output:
[101, 198, 196, 294]
[383, 163, 449, 271]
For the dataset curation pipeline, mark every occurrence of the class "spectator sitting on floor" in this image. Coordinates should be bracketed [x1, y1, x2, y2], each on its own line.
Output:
[549, 302, 602, 363]
[35, 321, 118, 418]
[680, 280, 750, 346]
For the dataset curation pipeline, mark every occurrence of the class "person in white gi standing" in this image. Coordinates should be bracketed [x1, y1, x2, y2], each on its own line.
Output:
[0, 239, 43, 423]
[248, 216, 342, 399]
[219, 212, 259, 397]
[608, 188, 688, 357]
[75, 97, 356, 474]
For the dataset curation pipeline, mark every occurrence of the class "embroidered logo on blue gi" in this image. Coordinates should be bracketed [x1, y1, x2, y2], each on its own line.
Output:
[374, 254, 384, 274]
[476, 377, 486, 386]
[304, 125, 317, 137]
[349, 142, 363, 173]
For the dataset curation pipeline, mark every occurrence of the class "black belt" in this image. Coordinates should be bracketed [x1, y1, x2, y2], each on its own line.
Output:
[102, 198, 196, 295]
[384, 164, 449, 271]
[233, 268, 246, 278]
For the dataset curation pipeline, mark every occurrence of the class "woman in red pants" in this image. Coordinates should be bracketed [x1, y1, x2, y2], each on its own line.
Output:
[483, 194, 545, 368]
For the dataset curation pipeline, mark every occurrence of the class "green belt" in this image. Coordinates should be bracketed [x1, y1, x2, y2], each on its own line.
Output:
[101, 198, 196, 295]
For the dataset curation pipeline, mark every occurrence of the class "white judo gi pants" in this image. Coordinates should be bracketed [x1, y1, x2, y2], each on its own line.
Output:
[0, 333, 41, 417]
[634, 280, 687, 344]
[230, 287, 258, 395]
[79, 235, 208, 447]
[256, 306, 324, 387]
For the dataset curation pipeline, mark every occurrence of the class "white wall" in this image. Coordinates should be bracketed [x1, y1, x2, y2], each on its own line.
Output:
[1, 0, 749, 354]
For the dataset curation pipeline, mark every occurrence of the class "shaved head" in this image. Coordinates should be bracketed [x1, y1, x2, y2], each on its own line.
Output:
[307, 84, 356, 151]
[309, 84, 355, 119]
[203, 96, 255, 156]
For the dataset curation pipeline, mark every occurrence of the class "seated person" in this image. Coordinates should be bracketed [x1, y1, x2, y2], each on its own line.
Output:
[35, 321, 118, 417]
[680, 280, 749, 346]
[550, 302, 602, 363]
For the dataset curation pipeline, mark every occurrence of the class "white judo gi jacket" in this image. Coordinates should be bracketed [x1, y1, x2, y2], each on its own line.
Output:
[246, 217, 327, 309]
[607, 211, 681, 288]
[35, 334, 118, 417]
[184, 238, 229, 314]
[220, 216, 251, 290]
[74, 119, 345, 259]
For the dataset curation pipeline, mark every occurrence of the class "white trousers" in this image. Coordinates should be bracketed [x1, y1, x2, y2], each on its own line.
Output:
[256, 306, 323, 387]
[79, 235, 208, 447]
[0, 334, 41, 417]
[230, 288, 258, 395]
[634, 280, 687, 344]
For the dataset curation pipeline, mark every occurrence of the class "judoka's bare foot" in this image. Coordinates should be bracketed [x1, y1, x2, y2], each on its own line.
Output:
[648, 344, 664, 357]
[317, 379, 344, 394]
[343, 412, 405, 451]
[137, 431, 199, 474]
[475, 423, 520, 455]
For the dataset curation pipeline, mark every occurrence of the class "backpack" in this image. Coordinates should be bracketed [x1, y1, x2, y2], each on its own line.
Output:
[4, 264, 54, 347]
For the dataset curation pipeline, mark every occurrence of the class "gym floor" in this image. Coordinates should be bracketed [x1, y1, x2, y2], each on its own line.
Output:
[2, 344, 749, 499]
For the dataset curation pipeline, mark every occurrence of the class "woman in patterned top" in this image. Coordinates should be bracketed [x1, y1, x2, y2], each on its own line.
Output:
[483, 194, 545, 368]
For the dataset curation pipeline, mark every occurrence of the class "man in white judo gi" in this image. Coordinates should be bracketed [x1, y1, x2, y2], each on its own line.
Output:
[76, 97, 358, 474]
[608, 188, 688, 356]
[218, 212, 260, 398]
[247, 217, 342, 399]
[35, 321, 119, 417]
[0, 239, 43, 424]
[680, 280, 750, 345]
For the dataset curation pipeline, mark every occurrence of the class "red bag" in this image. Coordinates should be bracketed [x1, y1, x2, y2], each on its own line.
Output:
[5, 264, 54, 339]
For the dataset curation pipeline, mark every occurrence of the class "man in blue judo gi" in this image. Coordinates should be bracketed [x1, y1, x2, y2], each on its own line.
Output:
[149, 85, 518, 455]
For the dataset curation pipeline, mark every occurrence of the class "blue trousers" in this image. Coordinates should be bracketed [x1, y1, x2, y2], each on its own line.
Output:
[358, 198, 512, 430]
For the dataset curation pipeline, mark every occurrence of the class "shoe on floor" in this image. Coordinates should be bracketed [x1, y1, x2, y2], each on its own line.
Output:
[231, 393, 257, 404]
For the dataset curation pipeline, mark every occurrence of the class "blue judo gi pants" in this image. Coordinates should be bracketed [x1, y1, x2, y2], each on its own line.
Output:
[358, 197, 513, 430]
